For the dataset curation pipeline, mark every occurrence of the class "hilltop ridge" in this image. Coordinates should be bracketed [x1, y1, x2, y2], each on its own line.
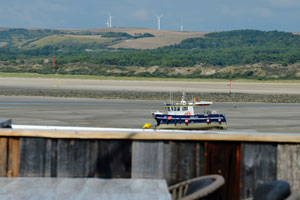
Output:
[0, 27, 207, 50]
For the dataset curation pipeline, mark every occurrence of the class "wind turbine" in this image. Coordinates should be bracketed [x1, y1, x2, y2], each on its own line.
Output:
[155, 14, 163, 30]
[108, 14, 112, 28]
[106, 14, 112, 28]
[180, 18, 184, 32]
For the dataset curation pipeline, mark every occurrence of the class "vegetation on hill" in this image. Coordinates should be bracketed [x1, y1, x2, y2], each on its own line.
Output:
[43, 30, 300, 68]
[168, 30, 300, 66]
[0, 28, 65, 46]
[101, 32, 154, 39]
[1, 29, 300, 79]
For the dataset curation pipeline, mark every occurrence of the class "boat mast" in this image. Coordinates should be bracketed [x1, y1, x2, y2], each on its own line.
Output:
[181, 91, 186, 104]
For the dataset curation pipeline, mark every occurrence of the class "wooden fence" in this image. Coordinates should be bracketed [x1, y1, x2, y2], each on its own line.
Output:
[0, 129, 299, 200]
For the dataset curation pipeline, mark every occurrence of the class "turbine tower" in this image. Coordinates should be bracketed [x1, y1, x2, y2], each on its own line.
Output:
[155, 14, 163, 30]
[109, 14, 112, 28]
[106, 14, 112, 28]
[180, 25, 184, 32]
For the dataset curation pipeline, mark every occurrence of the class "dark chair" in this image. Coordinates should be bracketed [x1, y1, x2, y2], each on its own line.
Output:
[168, 174, 225, 200]
[253, 180, 300, 200]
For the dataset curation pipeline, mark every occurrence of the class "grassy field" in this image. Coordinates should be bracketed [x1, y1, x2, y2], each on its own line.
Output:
[1, 72, 300, 83]
[108, 28, 208, 49]
[6, 27, 209, 50]
[29, 35, 114, 48]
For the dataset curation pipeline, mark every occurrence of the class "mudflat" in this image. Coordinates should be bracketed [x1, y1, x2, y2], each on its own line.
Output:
[1, 77, 300, 94]
[0, 96, 300, 133]
[1, 77, 300, 133]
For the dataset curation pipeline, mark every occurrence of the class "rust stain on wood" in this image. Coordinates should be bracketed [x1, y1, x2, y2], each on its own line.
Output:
[0, 137, 8, 176]
[205, 142, 241, 200]
[7, 138, 20, 177]
[235, 143, 241, 200]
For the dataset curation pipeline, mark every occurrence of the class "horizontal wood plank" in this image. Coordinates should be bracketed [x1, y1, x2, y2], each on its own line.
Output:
[0, 129, 300, 143]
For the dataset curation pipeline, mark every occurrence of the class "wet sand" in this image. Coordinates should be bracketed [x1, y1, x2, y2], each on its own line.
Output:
[0, 96, 300, 133]
[1, 77, 300, 133]
[1, 77, 300, 94]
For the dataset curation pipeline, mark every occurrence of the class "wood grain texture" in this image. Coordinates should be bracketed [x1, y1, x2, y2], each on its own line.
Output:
[205, 142, 241, 200]
[17, 138, 132, 178]
[240, 143, 277, 199]
[0, 137, 8, 176]
[56, 139, 82, 177]
[55, 139, 132, 178]
[132, 141, 205, 185]
[167, 141, 205, 185]
[132, 141, 169, 179]
[277, 144, 300, 191]
[95, 140, 132, 178]
[7, 138, 20, 177]
[1, 134, 299, 200]
[0, 129, 300, 143]
[19, 138, 47, 176]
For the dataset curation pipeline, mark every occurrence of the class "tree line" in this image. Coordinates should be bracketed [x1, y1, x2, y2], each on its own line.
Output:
[1, 29, 300, 68]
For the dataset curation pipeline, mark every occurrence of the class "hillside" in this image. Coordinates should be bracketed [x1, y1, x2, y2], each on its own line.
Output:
[1, 28, 300, 79]
[0, 27, 207, 50]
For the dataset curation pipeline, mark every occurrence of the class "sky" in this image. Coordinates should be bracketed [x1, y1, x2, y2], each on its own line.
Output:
[1, 0, 300, 32]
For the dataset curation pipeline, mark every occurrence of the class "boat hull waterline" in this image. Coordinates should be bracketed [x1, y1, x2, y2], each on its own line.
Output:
[154, 114, 227, 130]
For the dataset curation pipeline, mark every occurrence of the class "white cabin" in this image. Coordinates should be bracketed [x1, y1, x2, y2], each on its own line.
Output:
[164, 93, 212, 116]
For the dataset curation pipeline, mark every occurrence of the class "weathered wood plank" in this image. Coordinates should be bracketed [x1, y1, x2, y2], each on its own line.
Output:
[1, 129, 300, 143]
[44, 139, 52, 177]
[85, 140, 99, 177]
[95, 140, 132, 178]
[50, 139, 58, 177]
[72, 139, 90, 177]
[19, 138, 47, 176]
[240, 143, 277, 199]
[56, 139, 76, 177]
[277, 144, 300, 191]
[167, 141, 205, 185]
[54, 139, 131, 178]
[205, 142, 241, 200]
[132, 141, 205, 185]
[7, 138, 20, 177]
[132, 141, 169, 179]
[0, 137, 8, 176]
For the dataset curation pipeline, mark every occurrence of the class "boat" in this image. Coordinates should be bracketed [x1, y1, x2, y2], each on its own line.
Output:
[152, 92, 227, 130]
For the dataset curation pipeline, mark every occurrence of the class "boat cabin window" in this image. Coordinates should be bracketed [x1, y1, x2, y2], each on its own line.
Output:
[171, 107, 180, 111]
[166, 106, 181, 112]
[182, 107, 188, 111]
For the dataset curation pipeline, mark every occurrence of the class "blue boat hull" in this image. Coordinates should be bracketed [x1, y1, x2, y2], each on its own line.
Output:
[153, 113, 227, 130]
